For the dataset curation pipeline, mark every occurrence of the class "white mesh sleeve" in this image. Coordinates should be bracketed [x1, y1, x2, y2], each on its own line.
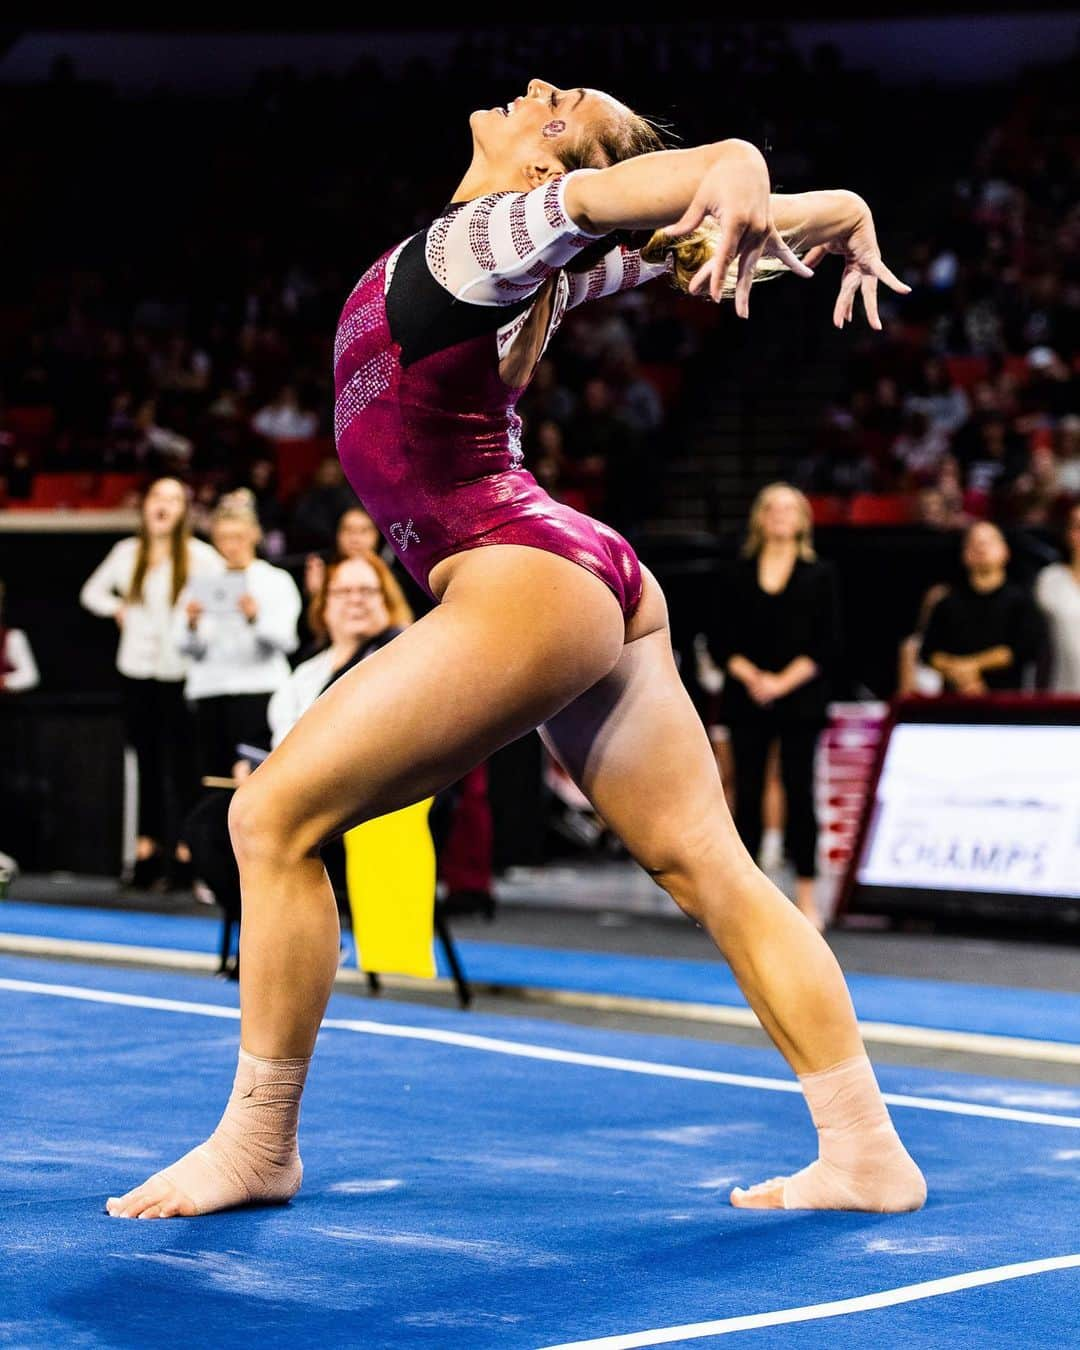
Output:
[564, 244, 673, 310]
[426, 170, 606, 307]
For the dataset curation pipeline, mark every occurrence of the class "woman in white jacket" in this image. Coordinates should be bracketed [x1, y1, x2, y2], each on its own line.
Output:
[80, 477, 221, 885]
[176, 490, 302, 779]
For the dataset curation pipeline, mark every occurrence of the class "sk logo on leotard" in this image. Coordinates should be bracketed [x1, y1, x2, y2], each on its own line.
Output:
[390, 519, 420, 551]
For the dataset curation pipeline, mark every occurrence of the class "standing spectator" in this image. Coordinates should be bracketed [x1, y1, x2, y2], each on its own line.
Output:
[712, 484, 840, 931]
[80, 477, 221, 886]
[289, 456, 359, 551]
[0, 579, 40, 693]
[303, 505, 386, 602]
[921, 521, 1047, 692]
[177, 490, 302, 780]
[241, 456, 287, 556]
[1036, 503, 1080, 693]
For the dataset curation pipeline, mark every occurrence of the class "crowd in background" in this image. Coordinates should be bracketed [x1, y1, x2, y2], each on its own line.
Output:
[795, 49, 1079, 535]
[2, 25, 1072, 554]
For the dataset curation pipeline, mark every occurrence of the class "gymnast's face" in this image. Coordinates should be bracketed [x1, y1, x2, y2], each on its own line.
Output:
[470, 79, 628, 184]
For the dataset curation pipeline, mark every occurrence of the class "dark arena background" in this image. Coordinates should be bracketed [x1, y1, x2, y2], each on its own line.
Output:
[1, 17, 1078, 1349]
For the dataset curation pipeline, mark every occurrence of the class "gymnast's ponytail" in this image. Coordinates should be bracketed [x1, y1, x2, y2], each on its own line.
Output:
[640, 219, 806, 300]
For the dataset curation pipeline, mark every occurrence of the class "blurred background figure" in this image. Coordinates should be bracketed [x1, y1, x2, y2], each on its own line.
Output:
[289, 456, 360, 552]
[252, 384, 318, 443]
[897, 583, 950, 697]
[239, 455, 287, 557]
[303, 504, 385, 605]
[79, 477, 221, 886]
[0, 577, 40, 694]
[177, 488, 301, 782]
[0, 576, 40, 892]
[1036, 501, 1080, 694]
[711, 484, 840, 931]
[921, 521, 1046, 694]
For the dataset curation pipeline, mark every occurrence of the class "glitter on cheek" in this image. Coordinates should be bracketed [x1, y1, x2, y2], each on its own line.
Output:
[542, 119, 566, 138]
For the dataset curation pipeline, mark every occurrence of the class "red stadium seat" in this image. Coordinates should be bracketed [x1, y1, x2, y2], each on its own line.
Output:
[943, 355, 990, 390]
[848, 493, 913, 525]
[6, 405, 55, 452]
[807, 495, 848, 525]
[1002, 354, 1030, 384]
[275, 436, 334, 502]
[939, 353, 993, 391]
[95, 472, 142, 507]
[27, 472, 99, 509]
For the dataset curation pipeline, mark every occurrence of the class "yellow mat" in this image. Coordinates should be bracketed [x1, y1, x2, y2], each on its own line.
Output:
[343, 797, 436, 978]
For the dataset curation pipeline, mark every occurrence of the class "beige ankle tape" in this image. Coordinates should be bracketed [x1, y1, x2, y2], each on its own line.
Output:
[797, 1053, 893, 1133]
[782, 1053, 925, 1211]
[156, 1048, 310, 1214]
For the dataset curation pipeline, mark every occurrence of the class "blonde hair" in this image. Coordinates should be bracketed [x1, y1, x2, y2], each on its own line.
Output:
[211, 487, 262, 537]
[743, 482, 817, 561]
[308, 551, 414, 640]
[128, 476, 192, 606]
[555, 103, 805, 298]
[641, 217, 806, 299]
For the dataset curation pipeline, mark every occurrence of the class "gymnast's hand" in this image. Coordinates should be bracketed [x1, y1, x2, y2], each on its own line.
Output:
[801, 196, 911, 331]
[664, 145, 813, 314]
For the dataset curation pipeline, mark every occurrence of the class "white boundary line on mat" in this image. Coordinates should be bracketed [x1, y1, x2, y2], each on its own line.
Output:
[3, 931, 1079, 1066]
[2, 975, 1079, 1130]
[534, 1254, 1080, 1349]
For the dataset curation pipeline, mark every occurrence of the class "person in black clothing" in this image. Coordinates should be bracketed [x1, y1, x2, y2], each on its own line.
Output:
[920, 521, 1046, 693]
[712, 484, 840, 931]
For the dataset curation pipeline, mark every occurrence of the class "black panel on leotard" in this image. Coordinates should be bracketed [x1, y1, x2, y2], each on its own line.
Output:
[385, 227, 534, 368]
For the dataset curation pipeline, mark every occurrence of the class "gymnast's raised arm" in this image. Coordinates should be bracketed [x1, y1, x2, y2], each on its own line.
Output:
[564, 139, 811, 314]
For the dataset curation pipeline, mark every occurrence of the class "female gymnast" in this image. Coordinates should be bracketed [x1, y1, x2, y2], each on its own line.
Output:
[108, 79, 926, 1219]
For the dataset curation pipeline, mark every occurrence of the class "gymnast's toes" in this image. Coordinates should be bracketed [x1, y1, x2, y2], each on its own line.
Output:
[106, 1175, 198, 1219]
[729, 1177, 786, 1209]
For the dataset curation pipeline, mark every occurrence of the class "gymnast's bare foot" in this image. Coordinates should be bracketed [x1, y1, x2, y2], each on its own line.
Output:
[105, 1139, 302, 1219]
[730, 1147, 926, 1212]
[106, 1048, 308, 1219]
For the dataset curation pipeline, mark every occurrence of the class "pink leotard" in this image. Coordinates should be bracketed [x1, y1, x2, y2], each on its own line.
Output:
[333, 170, 670, 620]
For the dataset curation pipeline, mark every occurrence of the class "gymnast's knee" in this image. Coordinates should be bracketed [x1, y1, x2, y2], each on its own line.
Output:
[228, 781, 321, 872]
[646, 826, 758, 928]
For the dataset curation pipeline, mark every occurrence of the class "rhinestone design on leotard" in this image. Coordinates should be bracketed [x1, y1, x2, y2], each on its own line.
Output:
[332, 178, 672, 620]
[333, 348, 397, 443]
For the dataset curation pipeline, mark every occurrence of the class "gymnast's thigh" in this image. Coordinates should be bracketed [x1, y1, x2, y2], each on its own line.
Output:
[540, 567, 753, 884]
[235, 544, 628, 856]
